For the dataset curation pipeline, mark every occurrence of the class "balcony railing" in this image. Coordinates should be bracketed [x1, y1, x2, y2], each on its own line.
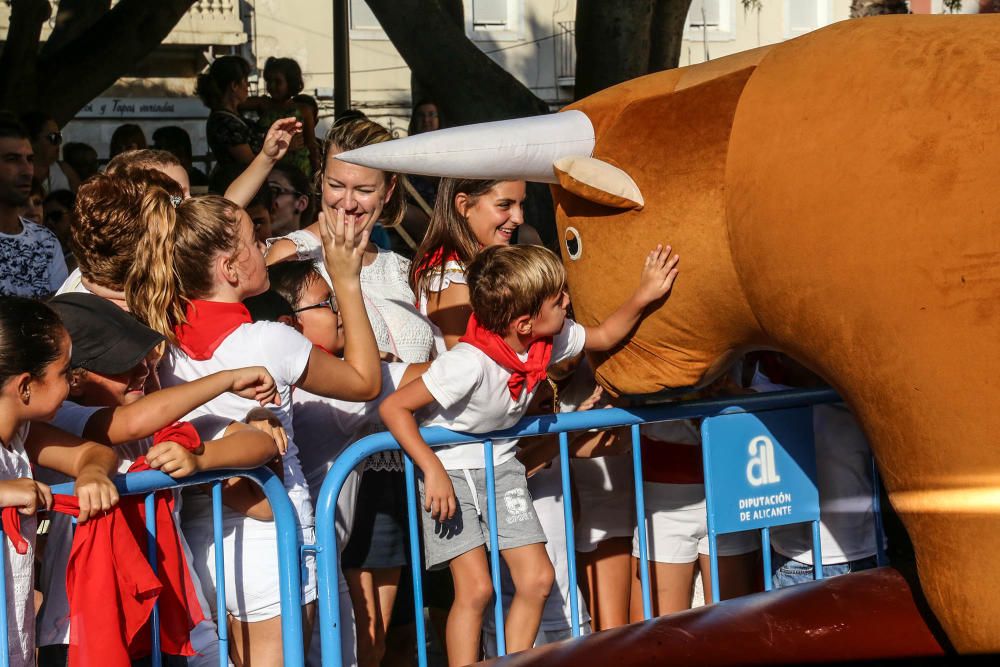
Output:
[0, 0, 246, 47]
[557, 20, 575, 86]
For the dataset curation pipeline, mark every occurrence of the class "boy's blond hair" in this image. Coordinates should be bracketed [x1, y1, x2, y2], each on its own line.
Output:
[466, 245, 567, 334]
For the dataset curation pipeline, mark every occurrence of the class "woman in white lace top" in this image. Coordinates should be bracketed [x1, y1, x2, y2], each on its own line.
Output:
[266, 117, 433, 666]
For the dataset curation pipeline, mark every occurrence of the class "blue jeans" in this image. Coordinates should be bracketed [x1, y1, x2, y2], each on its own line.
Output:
[771, 551, 878, 589]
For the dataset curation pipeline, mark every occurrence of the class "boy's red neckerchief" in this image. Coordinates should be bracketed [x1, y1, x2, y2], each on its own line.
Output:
[173, 299, 252, 360]
[458, 314, 553, 401]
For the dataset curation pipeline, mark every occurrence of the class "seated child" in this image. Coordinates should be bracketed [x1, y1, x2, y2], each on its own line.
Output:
[0, 295, 120, 667]
[379, 243, 679, 665]
[38, 292, 281, 667]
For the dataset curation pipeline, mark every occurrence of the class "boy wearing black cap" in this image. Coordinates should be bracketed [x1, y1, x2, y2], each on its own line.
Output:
[36, 293, 283, 667]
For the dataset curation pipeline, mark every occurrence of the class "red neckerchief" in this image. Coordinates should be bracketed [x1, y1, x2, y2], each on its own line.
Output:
[458, 314, 554, 401]
[173, 300, 252, 360]
[3, 422, 206, 665]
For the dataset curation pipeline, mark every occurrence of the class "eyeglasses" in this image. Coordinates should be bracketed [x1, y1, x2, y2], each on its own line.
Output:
[293, 296, 338, 315]
[268, 184, 305, 199]
[45, 132, 63, 147]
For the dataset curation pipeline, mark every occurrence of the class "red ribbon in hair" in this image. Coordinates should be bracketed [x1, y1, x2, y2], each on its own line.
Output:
[458, 314, 553, 401]
[412, 246, 462, 286]
[173, 299, 252, 360]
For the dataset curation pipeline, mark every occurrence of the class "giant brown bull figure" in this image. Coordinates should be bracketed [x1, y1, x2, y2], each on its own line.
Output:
[340, 14, 1000, 655]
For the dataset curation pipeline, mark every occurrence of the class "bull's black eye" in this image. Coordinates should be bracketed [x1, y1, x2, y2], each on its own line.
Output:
[565, 226, 582, 260]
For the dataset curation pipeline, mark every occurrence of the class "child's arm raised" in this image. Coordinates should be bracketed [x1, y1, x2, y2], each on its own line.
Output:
[25, 422, 120, 523]
[379, 379, 457, 521]
[82, 366, 278, 445]
[295, 206, 382, 401]
[584, 244, 679, 352]
[145, 421, 279, 479]
[224, 117, 302, 208]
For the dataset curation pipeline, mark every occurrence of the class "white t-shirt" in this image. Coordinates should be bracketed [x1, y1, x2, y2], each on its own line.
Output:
[0, 423, 35, 667]
[751, 377, 880, 565]
[36, 401, 150, 647]
[159, 321, 315, 529]
[420, 320, 586, 470]
[0, 218, 68, 298]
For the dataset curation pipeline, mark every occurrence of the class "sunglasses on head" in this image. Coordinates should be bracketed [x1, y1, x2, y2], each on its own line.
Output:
[45, 132, 63, 147]
[293, 296, 338, 315]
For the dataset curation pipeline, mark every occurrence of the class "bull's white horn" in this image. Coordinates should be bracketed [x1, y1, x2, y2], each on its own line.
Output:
[335, 110, 595, 184]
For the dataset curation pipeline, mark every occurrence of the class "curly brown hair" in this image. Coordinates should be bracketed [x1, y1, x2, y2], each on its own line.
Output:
[72, 168, 184, 291]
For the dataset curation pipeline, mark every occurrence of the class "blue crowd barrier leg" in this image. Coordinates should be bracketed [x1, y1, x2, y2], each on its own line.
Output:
[0, 524, 10, 665]
[811, 521, 824, 581]
[211, 482, 228, 667]
[709, 532, 721, 604]
[404, 455, 429, 667]
[483, 440, 506, 656]
[557, 432, 581, 637]
[145, 493, 162, 667]
[872, 459, 888, 567]
[315, 464, 354, 667]
[761, 527, 773, 592]
[631, 424, 652, 620]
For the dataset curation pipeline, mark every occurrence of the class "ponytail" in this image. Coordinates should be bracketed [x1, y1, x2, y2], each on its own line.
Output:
[125, 191, 243, 342]
[126, 187, 184, 343]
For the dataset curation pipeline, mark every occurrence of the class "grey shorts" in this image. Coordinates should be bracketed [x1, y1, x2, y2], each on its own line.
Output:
[418, 458, 546, 569]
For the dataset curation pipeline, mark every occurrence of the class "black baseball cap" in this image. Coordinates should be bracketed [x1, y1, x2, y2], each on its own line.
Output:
[49, 292, 164, 375]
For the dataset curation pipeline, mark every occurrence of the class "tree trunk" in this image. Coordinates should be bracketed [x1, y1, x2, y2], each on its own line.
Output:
[648, 0, 694, 72]
[410, 0, 464, 126]
[30, 0, 197, 124]
[849, 0, 910, 17]
[40, 0, 113, 59]
[0, 0, 51, 111]
[574, 0, 656, 100]
[365, 0, 547, 126]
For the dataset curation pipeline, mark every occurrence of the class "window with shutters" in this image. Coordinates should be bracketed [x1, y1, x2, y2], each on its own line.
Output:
[784, 0, 832, 39]
[466, 0, 523, 42]
[683, 0, 735, 42]
[348, 0, 388, 39]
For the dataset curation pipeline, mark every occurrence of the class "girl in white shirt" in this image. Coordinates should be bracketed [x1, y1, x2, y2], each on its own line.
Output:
[123, 182, 382, 666]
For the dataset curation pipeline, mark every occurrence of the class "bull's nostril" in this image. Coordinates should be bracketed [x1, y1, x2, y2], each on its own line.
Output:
[565, 226, 582, 260]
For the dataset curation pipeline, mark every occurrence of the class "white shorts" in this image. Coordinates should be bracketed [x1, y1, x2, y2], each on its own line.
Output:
[572, 456, 635, 553]
[632, 482, 759, 564]
[181, 489, 318, 623]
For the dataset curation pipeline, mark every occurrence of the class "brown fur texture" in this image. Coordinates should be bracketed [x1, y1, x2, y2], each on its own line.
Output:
[554, 14, 1000, 652]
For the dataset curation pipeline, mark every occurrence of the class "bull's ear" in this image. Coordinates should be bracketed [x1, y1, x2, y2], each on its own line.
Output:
[552, 156, 644, 210]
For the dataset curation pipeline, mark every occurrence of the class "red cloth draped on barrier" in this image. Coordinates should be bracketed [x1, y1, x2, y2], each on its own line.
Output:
[2, 422, 206, 667]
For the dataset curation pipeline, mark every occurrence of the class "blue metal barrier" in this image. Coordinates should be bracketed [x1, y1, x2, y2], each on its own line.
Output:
[314, 388, 843, 667]
[0, 468, 304, 667]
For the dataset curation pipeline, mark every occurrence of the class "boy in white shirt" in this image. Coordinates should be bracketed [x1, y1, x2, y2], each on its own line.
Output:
[380, 243, 679, 664]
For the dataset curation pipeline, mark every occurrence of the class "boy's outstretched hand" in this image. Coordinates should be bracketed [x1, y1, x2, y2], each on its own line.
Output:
[634, 244, 680, 307]
[0, 478, 52, 516]
[261, 117, 303, 162]
[230, 366, 280, 406]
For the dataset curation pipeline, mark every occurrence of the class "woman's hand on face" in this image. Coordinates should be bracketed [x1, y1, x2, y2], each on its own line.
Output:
[262, 117, 303, 162]
[319, 205, 371, 285]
